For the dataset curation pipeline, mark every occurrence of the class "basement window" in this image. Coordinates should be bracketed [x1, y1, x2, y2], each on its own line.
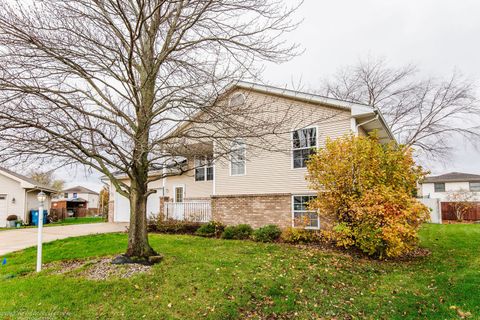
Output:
[292, 195, 319, 229]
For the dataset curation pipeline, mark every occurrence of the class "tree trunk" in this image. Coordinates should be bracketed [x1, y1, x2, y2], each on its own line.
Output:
[125, 181, 157, 258]
[124, 23, 158, 259]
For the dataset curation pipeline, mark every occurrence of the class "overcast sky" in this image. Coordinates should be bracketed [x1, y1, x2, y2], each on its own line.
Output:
[262, 0, 480, 171]
[61, 0, 480, 191]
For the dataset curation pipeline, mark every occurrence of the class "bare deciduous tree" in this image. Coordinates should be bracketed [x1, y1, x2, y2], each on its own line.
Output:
[321, 57, 480, 160]
[0, 0, 309, 261]
[28, 170, 55, 187]
[28, 170, 65, 196]
[446, 189, 475, 221]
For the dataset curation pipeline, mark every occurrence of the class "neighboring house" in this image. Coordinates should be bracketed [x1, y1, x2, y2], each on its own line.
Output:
[419, 172, 480, 200]
[52, 186, 100, 217]
[0, 167, 55, 227]
[419, 172, 480, 223]
[108, 81, 395, 229]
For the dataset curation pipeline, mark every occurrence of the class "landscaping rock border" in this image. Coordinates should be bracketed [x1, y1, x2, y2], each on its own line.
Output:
[44, 256, 153, 280]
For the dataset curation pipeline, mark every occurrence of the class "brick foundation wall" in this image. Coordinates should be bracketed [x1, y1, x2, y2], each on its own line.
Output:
[211, 193, 292, 228]
[159, 196, 169, 218]
[108, 201, 114, 222]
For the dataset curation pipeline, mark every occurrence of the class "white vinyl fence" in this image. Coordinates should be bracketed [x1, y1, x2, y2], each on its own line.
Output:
[164, 202, 212, 222]
[418, 198, 441, 224]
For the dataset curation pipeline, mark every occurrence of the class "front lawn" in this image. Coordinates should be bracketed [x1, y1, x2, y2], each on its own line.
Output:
[48, 216, 105, 226]
[0, 217, 105, 231]
[0, 224, 478, 319]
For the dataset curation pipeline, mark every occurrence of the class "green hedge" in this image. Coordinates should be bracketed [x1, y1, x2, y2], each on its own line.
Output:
[221, 224, 253, 240]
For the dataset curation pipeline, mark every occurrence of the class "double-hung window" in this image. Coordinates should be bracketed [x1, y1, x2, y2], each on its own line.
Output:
[434, 182, 445, 192]
[470, 182, 480, 192]
[194, 156, 213, 181]
[292, 195, 319, 229]
[292, 127, 317, 168]
[230, 139, 246, 176]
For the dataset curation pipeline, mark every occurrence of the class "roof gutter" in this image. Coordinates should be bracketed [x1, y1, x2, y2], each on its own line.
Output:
[32, 186, 57, 193]
[373, 108, 396, 142]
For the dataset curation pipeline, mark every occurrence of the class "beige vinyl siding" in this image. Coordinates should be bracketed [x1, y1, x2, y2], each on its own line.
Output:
[163, 159, 213, 200]
[112, 89, 355, 200]
[164, 174, 213, 200]
[214, 90, 352, 195]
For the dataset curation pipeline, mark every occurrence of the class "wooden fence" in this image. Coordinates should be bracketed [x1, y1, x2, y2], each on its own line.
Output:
[441, 202, 480, 221]
[49, 208, 98, 221]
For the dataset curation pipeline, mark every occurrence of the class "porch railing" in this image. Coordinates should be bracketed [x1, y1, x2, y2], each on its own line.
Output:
[164, 201, 212, 222]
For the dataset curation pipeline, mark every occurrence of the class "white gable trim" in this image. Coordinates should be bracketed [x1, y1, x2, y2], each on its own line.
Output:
[0, 169, 56, 192]
[0, 169, 35, 189]
[163, 80, 395, 143]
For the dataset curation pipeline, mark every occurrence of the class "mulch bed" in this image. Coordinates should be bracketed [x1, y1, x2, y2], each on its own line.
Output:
[44, 257, 152, 280]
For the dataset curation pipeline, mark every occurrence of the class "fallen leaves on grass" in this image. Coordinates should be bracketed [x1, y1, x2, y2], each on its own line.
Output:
[450, 306, 473, 319]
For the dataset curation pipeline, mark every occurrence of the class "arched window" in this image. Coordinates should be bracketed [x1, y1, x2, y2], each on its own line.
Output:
[229, 93, 246, 107]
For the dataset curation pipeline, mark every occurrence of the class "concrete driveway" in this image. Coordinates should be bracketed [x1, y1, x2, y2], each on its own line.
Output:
[0, 223, 128, 256]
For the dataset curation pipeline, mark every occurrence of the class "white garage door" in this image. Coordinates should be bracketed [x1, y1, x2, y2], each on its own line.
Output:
[146, 191, 161, 218]
[114, 192, 130, 222]
[0, 194, 7, 228]
[114, 189, 162, 223]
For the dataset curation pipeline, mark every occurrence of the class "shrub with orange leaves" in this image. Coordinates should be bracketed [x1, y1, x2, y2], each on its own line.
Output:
[307, 134, 429, 258]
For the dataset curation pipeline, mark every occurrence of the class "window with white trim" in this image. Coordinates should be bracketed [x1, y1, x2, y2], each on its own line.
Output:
[194, 156, 213, 181]
[292, 195, 319, 229]
[230, 139, 246, 176]
[434, 182, 445, 192]
[470, 182, 480, 192]
[292, 127, 317, 168]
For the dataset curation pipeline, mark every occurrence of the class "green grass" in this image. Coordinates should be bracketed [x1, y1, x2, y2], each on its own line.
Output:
[0, 217, 105, 231]
[48, 216, 105, 226]
[0, 224, 478, 319]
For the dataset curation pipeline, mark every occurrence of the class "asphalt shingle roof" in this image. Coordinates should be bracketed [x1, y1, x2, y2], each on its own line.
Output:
[62, 185, 99, 195]
[423, 172, 480, 183]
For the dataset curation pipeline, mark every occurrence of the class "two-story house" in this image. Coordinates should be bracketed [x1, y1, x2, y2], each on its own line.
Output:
[419, 172, 480, 200]
[418, 172, 480, 223]
[108, 81, 395, 229]
[51, 186, 100, 217]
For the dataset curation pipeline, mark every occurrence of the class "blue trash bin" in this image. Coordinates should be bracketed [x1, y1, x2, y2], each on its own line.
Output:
[30, 210, 48, 226]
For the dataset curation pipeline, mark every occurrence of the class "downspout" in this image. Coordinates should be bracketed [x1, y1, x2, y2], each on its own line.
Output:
[212, 141, 216, 196]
